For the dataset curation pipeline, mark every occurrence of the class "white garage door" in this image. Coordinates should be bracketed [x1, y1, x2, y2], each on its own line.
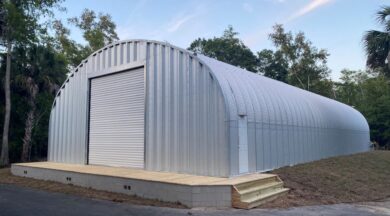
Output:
[88, 67, 145, 168]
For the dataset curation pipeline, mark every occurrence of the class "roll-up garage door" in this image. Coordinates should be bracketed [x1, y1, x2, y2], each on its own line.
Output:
[88, 67, 144, 168]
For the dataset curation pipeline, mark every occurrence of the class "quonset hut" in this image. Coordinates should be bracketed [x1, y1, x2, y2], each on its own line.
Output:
[48, 39, 370, 177]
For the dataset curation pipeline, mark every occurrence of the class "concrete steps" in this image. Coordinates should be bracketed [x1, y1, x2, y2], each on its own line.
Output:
[232, 176, 289, 209]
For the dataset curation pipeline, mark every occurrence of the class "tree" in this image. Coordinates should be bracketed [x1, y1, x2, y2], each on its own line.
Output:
[0, 0, 62, 167]
[257, 49, 288, 82]
[359, 76, 390, 148]
[262, 24, 332, 97]
[12, 45, 67, 162]
[68, 9, 119, 53]
[52, 20, 89, 68]
[0, 5, 120, 164]
[52, 9, 119, 69]
[334, 69, 367, 106]
[335, 69, 390, 149]
[363, 6, 390, 77]
[17, 8, 118, 162]
[188, 25, 258, 72]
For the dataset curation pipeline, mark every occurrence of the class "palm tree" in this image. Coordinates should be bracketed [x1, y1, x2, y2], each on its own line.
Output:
[363, 6, 390, 77]
[13, 45, 66, 162]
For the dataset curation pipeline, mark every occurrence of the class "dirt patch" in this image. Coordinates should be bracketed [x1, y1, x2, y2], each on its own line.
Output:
[0, 168, 186, 209]
[261, 150, 390, 209]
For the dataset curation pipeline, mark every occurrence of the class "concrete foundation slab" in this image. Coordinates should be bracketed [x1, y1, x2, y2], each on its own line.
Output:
[11, 162, 280, 208]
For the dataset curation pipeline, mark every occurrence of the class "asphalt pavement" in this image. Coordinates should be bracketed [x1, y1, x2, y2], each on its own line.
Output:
[0, 184, 389, 216]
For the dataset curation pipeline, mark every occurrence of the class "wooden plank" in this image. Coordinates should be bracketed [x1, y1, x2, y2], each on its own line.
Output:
[13, 162, 278, 186]
[14, 162, 289, 209]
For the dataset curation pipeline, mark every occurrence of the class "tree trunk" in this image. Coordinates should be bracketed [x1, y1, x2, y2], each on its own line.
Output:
[21, 78, 38, 162]
[387, 50, 390, 70]
[0, 42, 12, 167]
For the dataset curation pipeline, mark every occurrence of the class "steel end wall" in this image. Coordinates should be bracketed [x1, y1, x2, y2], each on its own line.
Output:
[144, 42, 228, 176]
[48, 40, 229, 177]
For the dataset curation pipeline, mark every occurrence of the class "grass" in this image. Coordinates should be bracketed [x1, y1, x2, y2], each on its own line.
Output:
[262, 150, 390, 208]
[0, 168, 186, 209]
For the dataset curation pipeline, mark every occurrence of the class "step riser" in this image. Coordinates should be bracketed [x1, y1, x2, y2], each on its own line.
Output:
[232, 175, 289, 209]
[240, 183, 284, 201]
[235, 176, 279, 191]
[247, 189, 289, 209]
[238, 181, 284, 195]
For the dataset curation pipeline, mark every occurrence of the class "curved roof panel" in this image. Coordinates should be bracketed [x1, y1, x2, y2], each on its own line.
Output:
[198, 54, 369, 132]
[48, 39, 370, 176]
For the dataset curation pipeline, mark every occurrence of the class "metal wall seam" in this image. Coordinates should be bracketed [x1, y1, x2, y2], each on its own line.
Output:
[48, 39, 369, 177]
[47, 108, 53, 161]
[67, 74, 74, 163]
[72, 70, 79, 163]
[198, 54, 369, 173]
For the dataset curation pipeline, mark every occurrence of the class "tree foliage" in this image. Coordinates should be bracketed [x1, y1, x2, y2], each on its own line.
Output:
[265, 24, 332, 96]
[0, 4, 119, 164]
[68, 9, 119, 52]
[0, 0, 63, 46]
[257, 49, 288, 83]
[53, 9, 119, 68]
[52, 20, 89, 68]
[363, 6, 390, 77]
[188, 26, 258, 72]
[0, 0, 63, 166]
[335, 70, 390, 148]
[1, 45, 67, 161]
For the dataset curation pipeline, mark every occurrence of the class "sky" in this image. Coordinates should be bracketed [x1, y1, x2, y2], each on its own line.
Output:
[57, 0, 388, 80]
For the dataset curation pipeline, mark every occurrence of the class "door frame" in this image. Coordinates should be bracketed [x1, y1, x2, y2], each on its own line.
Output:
[85, 61, 147, 167]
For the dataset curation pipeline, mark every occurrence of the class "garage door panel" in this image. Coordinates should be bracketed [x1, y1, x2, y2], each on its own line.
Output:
[88, 67, 145, 168]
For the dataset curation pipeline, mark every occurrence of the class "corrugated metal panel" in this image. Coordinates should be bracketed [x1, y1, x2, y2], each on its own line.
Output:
[144, 42, 228, 176]
[88, 68, 145, 168]
[48, 40, 229, 177]
[47, 66, 88, 164]
[48, 39, 369, 177]
[198, 55, 370, 176]
[48, 41, 146, 165]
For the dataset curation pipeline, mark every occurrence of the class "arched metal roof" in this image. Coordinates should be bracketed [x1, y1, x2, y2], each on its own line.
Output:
[54, 39, 369, 133]
[198, 54, 369, 174]
[198, 54, 369, 132]
[48, 39, 370, 177]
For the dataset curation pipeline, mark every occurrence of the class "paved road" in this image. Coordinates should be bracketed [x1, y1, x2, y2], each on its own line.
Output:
[0, 184, 389, 216]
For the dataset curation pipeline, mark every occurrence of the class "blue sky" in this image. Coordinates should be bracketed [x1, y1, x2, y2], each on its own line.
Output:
[58, 0, 388, 80]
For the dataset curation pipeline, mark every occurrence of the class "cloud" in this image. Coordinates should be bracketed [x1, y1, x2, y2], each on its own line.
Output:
[242, 0, 334, 50]
[287, 0, 334, 22]
[166, 14, 195, 33]
[243, 3, 254, 13]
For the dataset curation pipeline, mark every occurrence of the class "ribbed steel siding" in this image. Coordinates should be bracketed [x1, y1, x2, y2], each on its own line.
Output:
[48, 41, 145, 164]
[198, 55, 370, 176]
[145, 42, 228, 177]
[89, 68, 145, 168]
[48, 65, 88, 164]
[48, 40, 228, 177]
[48, 39, 368, 177]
